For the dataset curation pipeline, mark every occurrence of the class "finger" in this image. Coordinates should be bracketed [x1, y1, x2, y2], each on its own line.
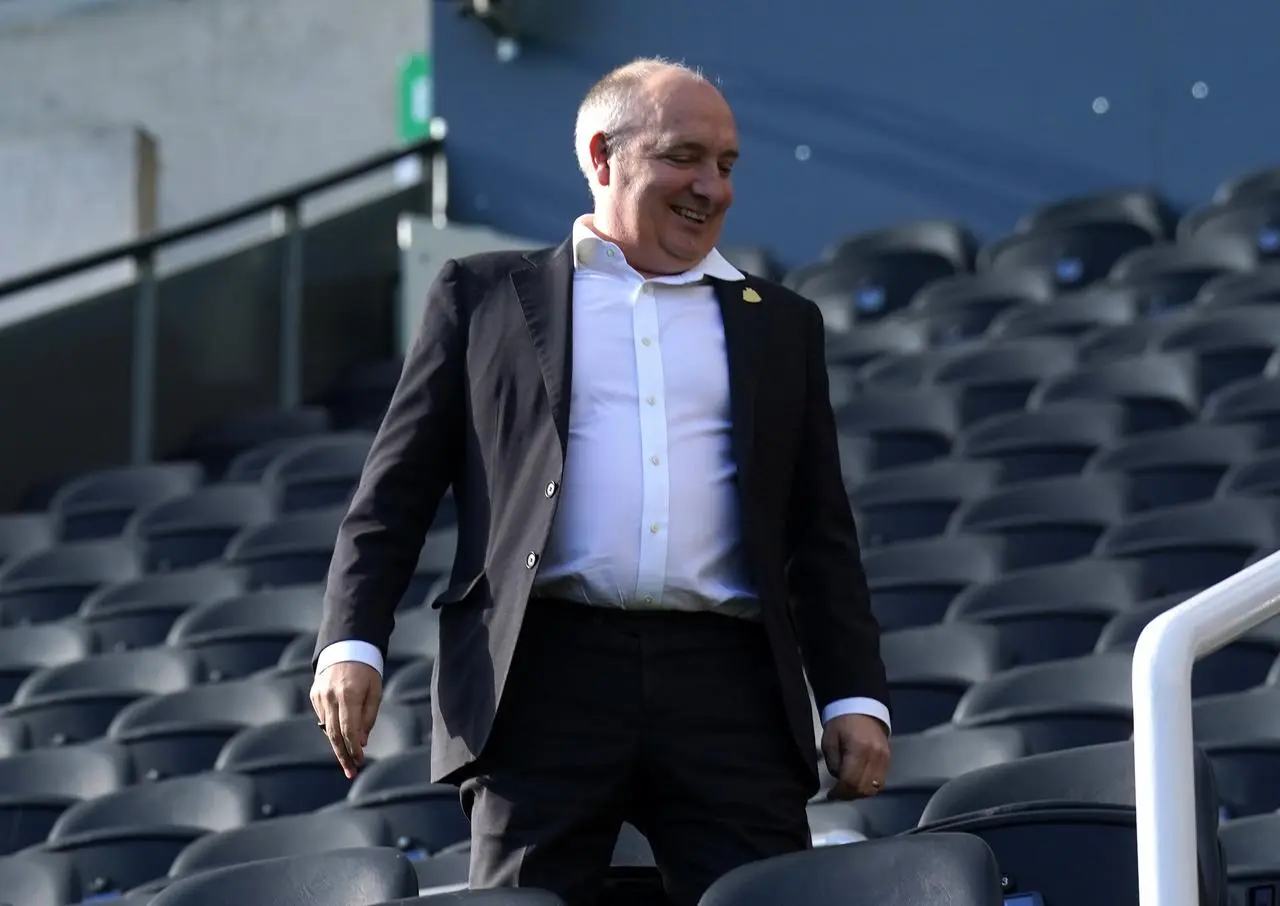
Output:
[324, 689, 358, 778]
[336, 685, 363, 771]
[358, 682, 382, 750]
[830, 737, 868, 801]
[855, 739, 891, 798]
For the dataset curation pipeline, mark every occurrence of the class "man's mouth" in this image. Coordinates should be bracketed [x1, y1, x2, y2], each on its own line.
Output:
[672, 205, 708, 224]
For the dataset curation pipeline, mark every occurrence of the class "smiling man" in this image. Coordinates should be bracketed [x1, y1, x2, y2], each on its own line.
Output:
[310, 57, 892, 906]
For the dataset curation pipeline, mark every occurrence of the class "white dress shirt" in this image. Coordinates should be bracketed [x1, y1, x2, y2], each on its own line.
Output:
[317, 216, 890, 732]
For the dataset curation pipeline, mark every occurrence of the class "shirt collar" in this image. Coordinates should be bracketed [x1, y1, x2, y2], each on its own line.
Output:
[571, 214, 745, 283]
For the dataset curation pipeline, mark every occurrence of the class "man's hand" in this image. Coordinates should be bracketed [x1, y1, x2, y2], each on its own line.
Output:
[310, 661, 383, 779]
[821, 713, 891, 800]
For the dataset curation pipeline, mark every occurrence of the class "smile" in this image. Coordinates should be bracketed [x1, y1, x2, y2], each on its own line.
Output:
[672, 206, 708, 224]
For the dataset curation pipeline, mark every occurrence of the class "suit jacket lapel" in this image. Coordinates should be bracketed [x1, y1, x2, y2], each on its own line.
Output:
[712, 277, 763, 483]
[512, 239, 574, 452]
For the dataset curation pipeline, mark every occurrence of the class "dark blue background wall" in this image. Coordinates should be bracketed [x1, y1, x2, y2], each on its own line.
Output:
[433, 0, 1279, 270]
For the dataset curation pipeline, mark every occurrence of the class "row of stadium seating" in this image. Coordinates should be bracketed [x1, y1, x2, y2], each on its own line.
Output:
[2, 168, 1280, 904]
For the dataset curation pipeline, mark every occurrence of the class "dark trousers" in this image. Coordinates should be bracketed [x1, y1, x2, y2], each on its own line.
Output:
[460, 599, 813, 906]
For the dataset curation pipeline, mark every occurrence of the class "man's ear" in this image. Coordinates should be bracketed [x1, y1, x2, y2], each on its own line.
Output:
[589, 132, 611, 187]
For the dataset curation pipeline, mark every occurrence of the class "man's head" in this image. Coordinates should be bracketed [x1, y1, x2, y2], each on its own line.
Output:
[574, 58, 738, 276]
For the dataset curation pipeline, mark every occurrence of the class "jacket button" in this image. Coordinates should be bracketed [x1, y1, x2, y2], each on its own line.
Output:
[544, 480, 558, 498]
[526, 551, 539, 569]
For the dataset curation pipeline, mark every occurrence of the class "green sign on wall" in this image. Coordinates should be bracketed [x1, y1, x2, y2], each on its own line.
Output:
[398, 52, 433, 143]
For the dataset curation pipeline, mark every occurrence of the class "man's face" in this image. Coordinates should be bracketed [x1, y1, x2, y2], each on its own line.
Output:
[594, 75, 739, 276]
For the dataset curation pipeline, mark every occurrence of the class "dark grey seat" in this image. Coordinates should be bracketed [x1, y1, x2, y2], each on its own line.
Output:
[77, 566, 248, 653]
[0, 741, 132, 855]
[50, 463, 204, 542]
[0, 539, 141, 625]
[166, 585, 324, 680]
[130, 485, 276, 573]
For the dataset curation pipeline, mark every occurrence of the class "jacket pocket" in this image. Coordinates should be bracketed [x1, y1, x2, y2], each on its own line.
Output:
[431, 571, 485, 609]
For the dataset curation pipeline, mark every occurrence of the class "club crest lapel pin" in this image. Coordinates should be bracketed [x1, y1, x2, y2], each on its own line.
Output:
[742, 287, 762, 303]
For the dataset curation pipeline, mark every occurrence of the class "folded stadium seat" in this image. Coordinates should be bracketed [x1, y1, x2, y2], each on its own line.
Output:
[824, 364, 861, 411]
[700, 833, 1002, 906]
[860, 534, 1009, 630]
[1194, 262, 1280, 311]
[31, 770, 260, 899]
[717, 245, 778, 280]
[804, 800, 869, 846]
[1220, 447, 1280, 497]
[1158, 307, 1280, 396]
[930, 337, 1080, 425]
[107, 676, 300, 782]
[1094, 496, 1280, 599]
[1192, 685, 1280, 819]
[221, 505, 346, 589]
[1179, 199, 1280, 264]
[977, 222, 1156, 292]
[848, 459, 1003, 547]
[77, 566, 248, 653]
[148, 847, 418, 906]
[953, 399, 1128, 484]
[1028, 351, 1202, 434]
[0, 514, 54, 570]
[385, 605, 442, 678]
[0, 850, 84, 906]
[836, 435, 873, 491]
[383, 657, 434, 720]
[163, 809, 395, 888]
[0, 741, 132, 856]
[947, 473, 1132, 571]
[214, 702, 422, 816]
[0, 538, 141, 625]
[823, 319, 928, 370]
[129, 484, 277, 573]
[856, 345, 968, 392]
[1213, 165, 1280, 206]
[877, 623, 1012, 734]
[912, 740, 1226, 906]
[1085, 422, 1262, 510]
[166, 585, 324, 680]
[904, 269, 1055, 345]
[0, 622, 95, 704]
[1203, 374, 1280, 447]
[409, 849, 471, 895]
[1105, 237, 1258, 317]
[949, 652, 1134, 753]
[821, 726, 1030, 837]
[832, 387, 962, 470]
[990, 283, 1142, 345]
[1218, 812, 1280, 905]
[1018, 188, 1173, 238]
[401, 528, 458, 610]
[47, 463, 205, 543]
[324, 359, 405, 430]
[374, 892, 568, 906]
[1095, 588, 1280, 697]
[944, 558, 1145, 667]
[259, 433, 375, 513]
[224, 438, 317, 484]
[338, 747, 469, 857]
[0, 719, 28, 757]
[1074, 316, 1188, 365]
[1, 646, 204, 748]
[183, 406, 333, 480]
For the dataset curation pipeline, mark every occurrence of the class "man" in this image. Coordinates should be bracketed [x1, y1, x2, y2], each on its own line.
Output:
[311, 57, 891, 906]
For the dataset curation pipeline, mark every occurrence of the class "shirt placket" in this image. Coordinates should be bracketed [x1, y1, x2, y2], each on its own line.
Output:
[631, 281, 670, 607]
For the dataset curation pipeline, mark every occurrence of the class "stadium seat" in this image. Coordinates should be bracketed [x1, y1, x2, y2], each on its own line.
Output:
[0, 741, 132, 855]
[904, 269, 1053, 344]
[0, 622, 96, 703]
[34, 770, 260, 897]
[222, 506, 345, 589]
[834, 387, 962, 469]
[214, 702, 422, 816]
[130, 484, 277, 573]
[1194, 262, 1280, 310]
[0, 850, 83, 906]
[700, 833, 1003, 906]
[340, 747, 469, 857]
[1106, 237, 1257, 316]
[944, 558, 1143, 666]
[914, 740, 1225, 906]
[879, 623, 1011, 733]
[860, 535, 1008, 630]
[1192, 685, 1280, 818]
[184, 407, 333, 480]
[325, 360, 405, 429]
[991, 284, 1142, 342]
[1204, 374, 1280, 447]
[849, 459, 1002, 547]
[824, 319, 928, 369]
[77, 566, 248, 652]
[107, 676, 300, 781]
[949, 652, 1134, 753]
[953, 399, 1127, 483]
[167, 585, 324, 680]
[49, 463, 204, 542]
[0, 514, 54, 569]
[978, 220, 1156, 291]
[1158, 307, 1280, 394]
[1218, 812, 1280, 906]
[0, 538, 141, 625]
[3, 646, 204, 747]
[259, 433, 374, 512]
[147, 846, 419, 906]
[1016, 188, 1171, 239]
[383, 657, 434, 716]
[1029, 352, 1201, 434]
[1180, 198, 1280, 263]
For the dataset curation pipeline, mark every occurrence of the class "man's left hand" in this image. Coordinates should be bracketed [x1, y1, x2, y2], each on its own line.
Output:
[821, 713, 891, 800]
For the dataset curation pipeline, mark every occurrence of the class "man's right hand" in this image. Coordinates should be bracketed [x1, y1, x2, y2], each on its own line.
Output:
[310, 661, 383, 779]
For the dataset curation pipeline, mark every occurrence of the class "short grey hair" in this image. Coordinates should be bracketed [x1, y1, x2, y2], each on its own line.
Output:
[573, 57, 712, 190]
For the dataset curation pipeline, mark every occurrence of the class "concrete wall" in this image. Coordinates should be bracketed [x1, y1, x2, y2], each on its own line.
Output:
[0, 0, 428, 284]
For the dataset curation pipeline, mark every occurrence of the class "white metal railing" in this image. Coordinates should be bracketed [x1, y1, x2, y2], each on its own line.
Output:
[1132, 548, 1280, 906]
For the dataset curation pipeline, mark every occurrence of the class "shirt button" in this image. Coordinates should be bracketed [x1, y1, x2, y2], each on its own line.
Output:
[650, 454, 660, 465]
[544, 480, 558, 498]
[526, 551, 539, 569]
[646, 395, 656, 406]
[643, 596, 654, 605]
[641, 337, 652, 346]
[606, 248, 616, 257]
[650, 523, 660, 534]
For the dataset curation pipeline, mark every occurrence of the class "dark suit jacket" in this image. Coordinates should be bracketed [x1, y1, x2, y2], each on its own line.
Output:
[315, 238, 890, 788]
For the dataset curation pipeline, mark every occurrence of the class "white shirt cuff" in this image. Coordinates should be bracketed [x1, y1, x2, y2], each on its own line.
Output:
[820, 697, 892, 733]
[315, 640, 385, 677]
